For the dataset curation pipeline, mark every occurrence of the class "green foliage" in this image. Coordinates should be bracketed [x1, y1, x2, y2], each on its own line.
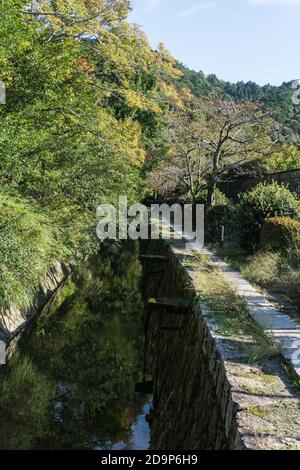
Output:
[261, 216, 300, 252]
[264, 145, 300, 172]
[0, 1, 180, 312]
[238, 182, 300, 253]
[177, 63, 300, 148]
[206, 201, 237, 244]
[0, 190, 68, 310]
[214, 189, 231, 206]
[0, 355, 53, 450]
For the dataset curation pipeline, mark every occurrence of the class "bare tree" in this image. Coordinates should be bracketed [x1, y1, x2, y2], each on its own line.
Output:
[162, 94, 278, 206]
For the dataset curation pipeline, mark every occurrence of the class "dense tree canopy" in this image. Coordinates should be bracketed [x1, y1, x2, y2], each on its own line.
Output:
[0, 0, 179, 209]
[0, 0, 181, 311]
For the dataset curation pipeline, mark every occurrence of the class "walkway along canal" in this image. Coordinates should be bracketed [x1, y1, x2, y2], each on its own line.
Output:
[1, 234, 300, 450]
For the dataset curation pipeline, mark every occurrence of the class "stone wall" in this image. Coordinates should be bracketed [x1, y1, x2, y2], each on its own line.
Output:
[144, 240, 300, 450]
[0, 260, 73, 360]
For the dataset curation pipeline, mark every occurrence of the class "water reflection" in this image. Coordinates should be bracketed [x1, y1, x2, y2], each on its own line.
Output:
[110, 403, 151, 451]
[0, 241, 150, 450]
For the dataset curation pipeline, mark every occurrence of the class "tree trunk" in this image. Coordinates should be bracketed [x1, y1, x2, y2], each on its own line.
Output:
[206, 179, 217, 208]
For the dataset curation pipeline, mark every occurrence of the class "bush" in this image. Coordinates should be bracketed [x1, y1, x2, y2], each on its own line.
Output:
[213, 189, 232, 206]
[261, 216, 300, 252]
[206, 202, 237, 244]
[238, 182, 300, 253]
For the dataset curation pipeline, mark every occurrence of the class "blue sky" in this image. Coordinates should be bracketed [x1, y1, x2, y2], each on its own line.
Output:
[129, 0, 300, 86]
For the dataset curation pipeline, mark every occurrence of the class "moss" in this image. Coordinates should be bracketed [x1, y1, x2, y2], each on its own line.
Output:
[240, 370, 276, 384]
[247, 402, 300, 422]
[246, 406, 267, 419]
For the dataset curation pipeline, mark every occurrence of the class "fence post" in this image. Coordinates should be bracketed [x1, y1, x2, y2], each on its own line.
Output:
[0, 340, 6, 365]
[0, 79, 6, 105]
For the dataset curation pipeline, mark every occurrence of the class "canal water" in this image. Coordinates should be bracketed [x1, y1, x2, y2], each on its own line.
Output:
[0, 241, 151, 450]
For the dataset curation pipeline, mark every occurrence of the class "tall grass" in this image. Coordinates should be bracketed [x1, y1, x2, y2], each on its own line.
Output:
[242, 249, 300, 291]
[0, 190, 68, 311]
[194, 255, 281, 359]
[217, 244, 300, 303]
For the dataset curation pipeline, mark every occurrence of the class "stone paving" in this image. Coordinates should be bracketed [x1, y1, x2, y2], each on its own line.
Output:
[152, 218, 300, 450]
[159, 217, 300, 380]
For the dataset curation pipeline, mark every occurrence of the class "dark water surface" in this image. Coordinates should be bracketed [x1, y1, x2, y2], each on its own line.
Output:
[0, 241, 151, 450]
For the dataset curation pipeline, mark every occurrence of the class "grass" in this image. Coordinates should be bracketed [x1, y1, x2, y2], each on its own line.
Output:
[216, 243, 300, 306]
[192, 253, 281, 361]
[0, 188, 98, 314]
[0, 190, 69, 311]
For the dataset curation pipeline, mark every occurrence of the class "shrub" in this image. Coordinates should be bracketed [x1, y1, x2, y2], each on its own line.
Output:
[238, 182, 300, 253]
[261, 216, 300, 252]
[206, 203, 237, 244]
[214, 189, 232, 206]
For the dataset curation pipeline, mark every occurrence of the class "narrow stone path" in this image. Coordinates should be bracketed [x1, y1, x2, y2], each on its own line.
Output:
[205, 250, 300, 378]
[158, 218, 300, 379]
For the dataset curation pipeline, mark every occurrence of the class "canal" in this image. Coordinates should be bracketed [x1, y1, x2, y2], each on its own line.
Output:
[0, 240, 151, 450]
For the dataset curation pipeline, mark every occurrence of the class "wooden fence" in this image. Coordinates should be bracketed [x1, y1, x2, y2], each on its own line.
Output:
[219, 168, 300, 201]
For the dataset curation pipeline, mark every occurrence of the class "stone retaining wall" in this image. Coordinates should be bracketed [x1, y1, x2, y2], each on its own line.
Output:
[145, 240, 300, 450]
[0, 260, 73, 360]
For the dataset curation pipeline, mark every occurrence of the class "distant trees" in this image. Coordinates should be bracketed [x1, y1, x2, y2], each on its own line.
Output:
[177, 63, 300, 150]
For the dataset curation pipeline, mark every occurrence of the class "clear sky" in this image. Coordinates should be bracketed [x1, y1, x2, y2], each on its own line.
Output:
[129, 0, 300, 86]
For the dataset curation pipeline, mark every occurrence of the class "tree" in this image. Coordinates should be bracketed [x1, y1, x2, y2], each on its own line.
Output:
[0, 0, 182, 210]
[263, 144, 300, 172]
[162, 94, 278, 206]
[0, 0, 181, 312]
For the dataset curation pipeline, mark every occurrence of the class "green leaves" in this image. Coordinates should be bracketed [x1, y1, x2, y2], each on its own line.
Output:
[0, 0, 180, 312]
[0, 0, 172, 211]
[238, 182, 300, 253]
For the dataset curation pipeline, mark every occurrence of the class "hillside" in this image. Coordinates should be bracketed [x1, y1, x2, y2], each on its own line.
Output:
[176, 63, 300, 147]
